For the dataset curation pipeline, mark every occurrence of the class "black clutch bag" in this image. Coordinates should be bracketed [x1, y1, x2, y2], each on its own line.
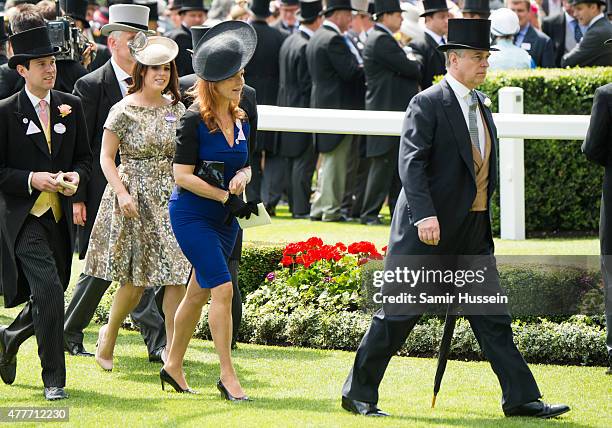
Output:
[194, 160, 225, 189]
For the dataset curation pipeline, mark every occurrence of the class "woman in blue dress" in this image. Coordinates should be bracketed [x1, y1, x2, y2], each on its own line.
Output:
[162, 21, 258, 400]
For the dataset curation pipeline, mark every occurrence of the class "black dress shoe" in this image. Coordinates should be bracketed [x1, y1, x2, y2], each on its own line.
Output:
[504, 400, 570, 419]
[322, 215, 348, 223]
[360, 217, 383, 226]
[341, 396, 389, 417]
[309, 216, 322, 222]
[148, 347, 166, 363]
[0, 327, 17, 385]
[292, 214, 310, 220]
[44, 387, 68, 400]
[64, 341, 94, 357]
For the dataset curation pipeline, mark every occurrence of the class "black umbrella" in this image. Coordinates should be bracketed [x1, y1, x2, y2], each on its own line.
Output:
[431, 304, 456, 408]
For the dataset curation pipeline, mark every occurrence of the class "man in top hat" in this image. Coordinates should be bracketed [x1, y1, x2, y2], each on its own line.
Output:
[461, 0, 490, 19]
[561, 0, 612, 66]
[306, 0, 364, 223]
[277, 0, 323, 219]
[409, 0, 448, 89]
[274, 0, 301, 35]
[0, 25, 92, 400]
[0, 16, 8, 66]
[64, 3, 167, 362]
[244, 0, 287, 215]
[134, 0, 159, 32]
[165, 0, 207, 76]
[177, 23, 259, 346]
[341, 19, 571, 419]
[582, 39, 612, 376]
[542, 0, 588, 67]
[359, 0, 420, 226]
[509, 0, 555, 67]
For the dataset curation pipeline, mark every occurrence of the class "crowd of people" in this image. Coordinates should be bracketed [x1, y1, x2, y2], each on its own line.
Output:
[0, 0, 609, 420]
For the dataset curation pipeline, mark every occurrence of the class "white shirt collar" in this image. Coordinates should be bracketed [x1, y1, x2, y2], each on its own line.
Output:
[375, 23, 394, 37]
[424, 27, 445, 45]
[323, 20, 342, 35]
[24, 85, 51, 110]
[445, 72, 472, 100]
[565, 11, 575, 24]
[299, 25, 314, 38]
[587, 13, 605, 30]
[110, 57, 131, 84]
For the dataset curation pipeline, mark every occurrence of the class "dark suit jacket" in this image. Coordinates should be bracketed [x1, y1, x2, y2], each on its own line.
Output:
[272, 19, 295, 37]
[409, 32, 445, 90]
[0, 89, 92, 307]
[519, 25, 555, 68]
[166, 24, 194, 77]
[387, 79, 498, 256]
[244, 20, 285, 153]
[0, 61, 88, 100]
[542, 12, 566, 67]
[0, 54, 7, 66]
[561, 16, 612, 67]
[277, 29, 314, 158]
[582, 83, 612, 254]
[306, 23, 364, 153]
[178, 74, 258, 158]
[363, 26, 421, 158]
[72, 60, 123, 259]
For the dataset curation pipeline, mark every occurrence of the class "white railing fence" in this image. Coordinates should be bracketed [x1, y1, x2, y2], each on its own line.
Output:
[257, 87, 591, 240]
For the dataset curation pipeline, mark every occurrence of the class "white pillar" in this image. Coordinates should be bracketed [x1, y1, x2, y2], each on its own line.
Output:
[498, 87, 525, 240]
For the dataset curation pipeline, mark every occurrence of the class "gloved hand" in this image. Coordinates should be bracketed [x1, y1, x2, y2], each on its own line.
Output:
[223, 194, 258, 224]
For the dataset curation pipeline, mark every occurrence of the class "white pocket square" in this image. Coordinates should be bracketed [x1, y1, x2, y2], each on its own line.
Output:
[26, 121, 41, 135]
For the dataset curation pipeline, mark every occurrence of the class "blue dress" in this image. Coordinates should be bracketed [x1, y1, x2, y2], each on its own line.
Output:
[169, 108, 249, 289]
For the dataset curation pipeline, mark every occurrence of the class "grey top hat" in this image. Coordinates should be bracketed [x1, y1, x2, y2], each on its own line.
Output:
[192, 20, 257, 82]
[101, 4, 156, 35]
[129, 33, 179, 65]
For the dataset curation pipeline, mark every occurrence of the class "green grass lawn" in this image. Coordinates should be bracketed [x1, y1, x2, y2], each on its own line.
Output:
[244, 206, 599, 255]
[0, 309, 610, 428]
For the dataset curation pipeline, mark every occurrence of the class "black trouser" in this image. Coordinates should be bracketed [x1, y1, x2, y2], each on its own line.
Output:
[3, 213, 69, 387]
[342, 212, 542, 411]
[64, 275, 166, 355]
[360, 147, 401, 222]
[341, 135, 365, 215]
[287, 147, 316, 216]
[602, 256, 612, 358]
[246, 151, 263, 203]
[261, 154, 287, 209]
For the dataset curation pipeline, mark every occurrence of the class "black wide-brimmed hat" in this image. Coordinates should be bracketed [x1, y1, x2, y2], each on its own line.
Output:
[179, 0, 208, 13]
[462, 0, 490, 14]
[421, 0, 449, 17]
[373, 0, 402, 20]
[437, 19, 498, 52]
[1, 17, 8, 43]
[251, 0, 272, 17]
[8, 26, 61, 69]
[297, 0, 323, 21]
[323, 0, 356, 15]
[61, 0, 89, 26]
[192, 20, 257, 82]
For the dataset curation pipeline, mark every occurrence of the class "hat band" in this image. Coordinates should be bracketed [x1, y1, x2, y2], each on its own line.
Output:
[115, 21, 150, 31]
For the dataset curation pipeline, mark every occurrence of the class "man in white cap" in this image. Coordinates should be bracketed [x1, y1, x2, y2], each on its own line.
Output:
[489, 7, 534, 70]
[64, 4, 167, 364]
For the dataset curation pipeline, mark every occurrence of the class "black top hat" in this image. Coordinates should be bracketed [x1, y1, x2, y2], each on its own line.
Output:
[323, 0, 356, 15]
[437, 19, 498, 52]
[179, 0, 208, 13]
[188, 24, 212, 52]
[421, 0, 449, 17]
[297, 0, 323, 21]
[462, 0, 490, 14]
[169, 0, 182, 10]
[134, 0, 158, 21]
[61, 0, 89, 25]
[250, 0, 272, 17]
[569, 0, 606, 6]
[8, 26, 61, 69]
[368, 0, 375, 15]
[193, 20, 256, 82]
[279, 0, 300, 6]
[1, 17, 8, 43]
[373, 0, 402, 19]
[607, 0, 612, 15]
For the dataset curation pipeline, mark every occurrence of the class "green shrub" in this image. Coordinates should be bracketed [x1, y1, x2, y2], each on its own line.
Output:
[439, 68, 612, 235]
[237, 245, 283, 299]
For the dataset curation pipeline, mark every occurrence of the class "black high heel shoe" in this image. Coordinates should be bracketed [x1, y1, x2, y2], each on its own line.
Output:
[217, 379, 250, 401]
[160, 368, 197, 394]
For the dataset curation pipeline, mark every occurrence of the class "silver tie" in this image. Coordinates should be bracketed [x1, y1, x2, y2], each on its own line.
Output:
[468, 91, 481, 155]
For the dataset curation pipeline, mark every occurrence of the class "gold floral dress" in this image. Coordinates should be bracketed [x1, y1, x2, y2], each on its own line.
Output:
[84, 99, 190, 287]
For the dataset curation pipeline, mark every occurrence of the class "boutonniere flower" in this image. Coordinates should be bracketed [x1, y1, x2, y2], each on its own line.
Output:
[483, 97, 492, 108]
[58, 104, 72, 118]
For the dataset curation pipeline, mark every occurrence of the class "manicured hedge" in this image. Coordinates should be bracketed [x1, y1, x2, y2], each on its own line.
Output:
[479, 68, 612, 235]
